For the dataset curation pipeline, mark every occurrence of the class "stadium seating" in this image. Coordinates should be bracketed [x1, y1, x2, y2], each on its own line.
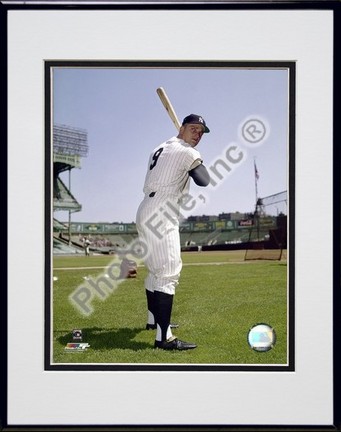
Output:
[53, 177, 81, 211]
[53, 237, 83, 255]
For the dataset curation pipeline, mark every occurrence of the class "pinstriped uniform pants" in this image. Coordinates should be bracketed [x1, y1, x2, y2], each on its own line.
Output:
[136, 193, 182, 295]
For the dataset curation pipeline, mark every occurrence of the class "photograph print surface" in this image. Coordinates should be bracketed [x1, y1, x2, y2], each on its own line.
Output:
[47, 62, 293, 370]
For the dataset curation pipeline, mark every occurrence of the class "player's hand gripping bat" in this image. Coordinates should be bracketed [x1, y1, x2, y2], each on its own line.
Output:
[156, 87, 181, 131]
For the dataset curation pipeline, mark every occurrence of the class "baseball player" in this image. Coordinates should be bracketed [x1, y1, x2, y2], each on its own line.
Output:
[136, 114, 210, 350]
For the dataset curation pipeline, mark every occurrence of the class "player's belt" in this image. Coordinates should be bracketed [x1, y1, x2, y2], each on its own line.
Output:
[149, 192, 156, 197]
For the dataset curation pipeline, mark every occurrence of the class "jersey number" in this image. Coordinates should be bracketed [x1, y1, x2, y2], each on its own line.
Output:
[149, 147, 164, 170]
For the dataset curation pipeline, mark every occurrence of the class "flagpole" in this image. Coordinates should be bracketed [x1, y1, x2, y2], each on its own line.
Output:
[254, 158, 260, 242]
[254, 157, 259, 206]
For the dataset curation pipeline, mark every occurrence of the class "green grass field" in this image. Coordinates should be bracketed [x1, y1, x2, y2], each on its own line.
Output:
[52, 250, 288, 366]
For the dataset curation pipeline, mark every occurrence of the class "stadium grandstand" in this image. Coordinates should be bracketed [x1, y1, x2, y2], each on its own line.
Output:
[53, 124, 89, 255]
[55, 202, 287, 259]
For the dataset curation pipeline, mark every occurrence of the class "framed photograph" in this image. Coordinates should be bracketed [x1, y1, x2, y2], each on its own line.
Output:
[46, 61, 294, 371]
[3, 1, 340, 430]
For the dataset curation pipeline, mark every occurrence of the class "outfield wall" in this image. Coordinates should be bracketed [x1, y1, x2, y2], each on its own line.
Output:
[53, 217, 285, 253]
[56, 218, 277, 235]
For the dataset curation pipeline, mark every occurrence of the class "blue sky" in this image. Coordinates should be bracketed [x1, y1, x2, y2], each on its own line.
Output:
[53, 66, 289, 223]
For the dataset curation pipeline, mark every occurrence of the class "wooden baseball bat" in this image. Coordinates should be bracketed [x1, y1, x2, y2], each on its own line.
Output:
[156, 87, 181, 131]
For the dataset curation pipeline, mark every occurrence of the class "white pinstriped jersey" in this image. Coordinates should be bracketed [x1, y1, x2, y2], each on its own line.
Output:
[136, 135, 203, 296]
[143, 136, 202, 199]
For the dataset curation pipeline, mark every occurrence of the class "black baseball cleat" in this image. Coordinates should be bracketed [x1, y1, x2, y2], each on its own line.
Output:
[145, 323, 179, 330]
[154, 338, 197, 350]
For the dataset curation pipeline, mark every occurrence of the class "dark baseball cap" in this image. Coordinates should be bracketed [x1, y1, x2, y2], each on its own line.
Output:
[182, 114, 210, 133]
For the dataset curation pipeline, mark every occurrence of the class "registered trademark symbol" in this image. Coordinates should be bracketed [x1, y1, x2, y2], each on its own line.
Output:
[241, 119, 267, 144]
